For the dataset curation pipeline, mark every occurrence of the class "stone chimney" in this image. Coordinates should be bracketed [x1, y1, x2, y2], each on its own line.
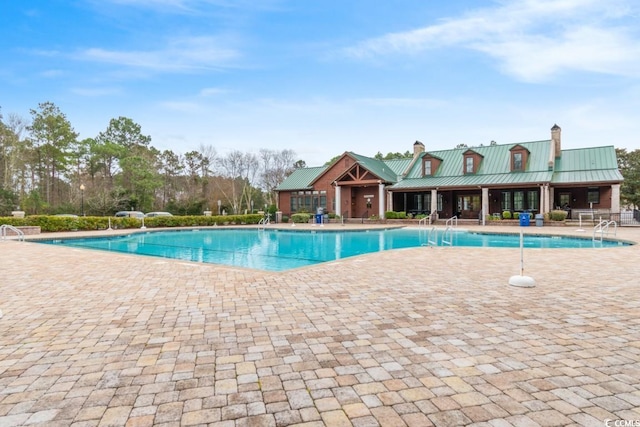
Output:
[551, 124, 561, 158]
[413, 140, 425, 158]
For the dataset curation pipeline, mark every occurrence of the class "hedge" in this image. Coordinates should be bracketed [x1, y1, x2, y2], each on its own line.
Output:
[0, 214, 264, 232]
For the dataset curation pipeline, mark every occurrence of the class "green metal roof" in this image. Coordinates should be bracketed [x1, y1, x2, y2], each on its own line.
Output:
[551, 146, 623, 184]
[276, 142, 622, 192]
[392, 171, 554, 190]
[348, 152, 402, 183]
[552, 169, 623, 184]
[392, 140, 554, 188]
[275, 166, 326, 191]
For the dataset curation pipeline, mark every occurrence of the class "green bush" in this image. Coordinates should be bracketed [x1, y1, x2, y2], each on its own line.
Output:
[396, 211, 407, 219]
[291, 213, 311, 223]
[385, 211, 397, 219]
[281, 215, 289, 223]
[513, 212, 520, 219]
[0, 214, 265, 232]
[550, 210, 568, 221]
[502, 211, 512, 219]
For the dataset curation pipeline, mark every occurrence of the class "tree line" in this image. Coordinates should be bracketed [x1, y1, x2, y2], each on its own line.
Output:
[2, 102, 639, 217]
[0, 102, 305, 216]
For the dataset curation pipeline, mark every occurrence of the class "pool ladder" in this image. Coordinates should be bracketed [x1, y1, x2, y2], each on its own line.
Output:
[1, 224, 25, 241]
[258, 213, 271, 229]
[420, 226, 453, 247]
[593, 219, 616, 241]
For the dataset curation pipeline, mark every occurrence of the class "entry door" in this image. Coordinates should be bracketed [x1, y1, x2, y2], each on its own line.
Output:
[457, 195, 481, 218]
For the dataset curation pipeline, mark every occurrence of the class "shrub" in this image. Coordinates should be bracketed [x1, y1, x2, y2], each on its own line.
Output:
[291, 213, 311, 223]
[550, 210, 568, 221]
[281, 215, 289, 223]
[0, 213, 266, 232]
[502, 211, 512, 219]
[396, 211, 407, 219]
[385, 211, 397, 219]
[513, 212, 520, 219]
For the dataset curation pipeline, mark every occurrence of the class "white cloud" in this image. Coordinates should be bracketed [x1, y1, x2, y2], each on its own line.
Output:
[159, 100, 205, 113]
[71, 87, 122, 97]
[40, 69, 64, 78]
[344, 0, 640, 82]
[78, 36, 240, 72]
[99, 0, 284, 13]
[199, 87, 228, 97]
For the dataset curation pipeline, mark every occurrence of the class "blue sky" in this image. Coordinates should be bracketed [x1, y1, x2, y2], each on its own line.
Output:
[2, 0, 639, 166]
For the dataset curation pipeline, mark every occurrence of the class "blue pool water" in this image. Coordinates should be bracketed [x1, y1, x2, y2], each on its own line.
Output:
[37, 228, 628, 272]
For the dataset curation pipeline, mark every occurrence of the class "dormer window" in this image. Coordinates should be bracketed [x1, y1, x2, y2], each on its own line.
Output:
[509, 145, 529, 172]
[513, 152, 523, 171]
[463, 149, 482, 174]
[421, 155, 441, 177]
[465, 156, 474, 174]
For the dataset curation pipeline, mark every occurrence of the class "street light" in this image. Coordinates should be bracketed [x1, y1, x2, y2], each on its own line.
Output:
[80, 184, 85, 216]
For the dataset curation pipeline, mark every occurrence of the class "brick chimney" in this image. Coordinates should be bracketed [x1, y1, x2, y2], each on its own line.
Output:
[413, 140, 425, 158]
[551, 124, 561, 158]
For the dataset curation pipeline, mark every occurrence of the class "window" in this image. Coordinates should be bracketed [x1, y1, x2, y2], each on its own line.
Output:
[413, 194, 423, 212]
[501, 192, 511, 211]
[465, 156, 474, 173]
[587, 187, 600, 204]
[527, 191, 539, 211]
[513, 152, 523, 171]
[437, 194, 443, 211]
[424, 160, 432, 176]
[290, 190, 327, 213]
[514, 191, 524, 211]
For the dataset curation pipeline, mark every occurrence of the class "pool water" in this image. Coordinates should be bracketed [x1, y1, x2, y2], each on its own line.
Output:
[38, 228, 628, 272]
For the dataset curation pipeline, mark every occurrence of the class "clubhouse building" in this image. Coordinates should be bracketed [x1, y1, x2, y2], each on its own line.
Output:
[275, 125, 623, 222]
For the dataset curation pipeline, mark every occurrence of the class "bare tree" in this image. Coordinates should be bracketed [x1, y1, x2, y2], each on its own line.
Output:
[259, 148, 297, 206]
[217, 150, 255, 214]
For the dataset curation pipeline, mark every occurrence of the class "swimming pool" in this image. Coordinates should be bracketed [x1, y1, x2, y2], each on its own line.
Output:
[38, 228, 628, 272]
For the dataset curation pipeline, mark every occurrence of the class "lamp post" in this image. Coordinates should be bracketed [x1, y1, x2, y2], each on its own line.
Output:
[217, 199, 221, 215]
[80, 184, 85, 216]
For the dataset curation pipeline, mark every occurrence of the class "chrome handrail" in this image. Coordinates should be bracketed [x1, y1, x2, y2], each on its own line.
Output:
[1, 224, 25, 241]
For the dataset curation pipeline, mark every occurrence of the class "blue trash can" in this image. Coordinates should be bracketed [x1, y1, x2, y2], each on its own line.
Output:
[519, 212, 530, 226]
[315, 214, 322, 224]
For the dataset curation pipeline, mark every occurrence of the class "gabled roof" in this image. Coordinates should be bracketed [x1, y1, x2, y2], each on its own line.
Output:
[393, 140, 554, 189]
[276, 140, 622, 192]
[275, 166, 326, 191]
[345, 152, 403, 183]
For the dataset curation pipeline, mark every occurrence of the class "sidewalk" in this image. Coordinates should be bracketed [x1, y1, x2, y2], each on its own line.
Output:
[1, 225, 639, 426]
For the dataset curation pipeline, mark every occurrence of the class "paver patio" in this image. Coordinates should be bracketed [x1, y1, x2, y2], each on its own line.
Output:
[1, 225, 639, 426]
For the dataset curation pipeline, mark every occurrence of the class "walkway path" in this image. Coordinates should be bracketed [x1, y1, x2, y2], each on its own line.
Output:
[1, 225, 639, 426]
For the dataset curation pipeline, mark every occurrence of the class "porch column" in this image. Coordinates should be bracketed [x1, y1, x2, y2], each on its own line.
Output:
[549, 186, 555, 210]
[431, 189, 438, 215]
[378, 182, 385, 217]
[335, 185, 341, 217]
[481, 187, 489, 226]
[611, 184, 621, 213]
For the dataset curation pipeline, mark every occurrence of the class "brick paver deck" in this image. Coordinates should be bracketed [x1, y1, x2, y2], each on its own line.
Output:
[1, 225, 639, 426]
